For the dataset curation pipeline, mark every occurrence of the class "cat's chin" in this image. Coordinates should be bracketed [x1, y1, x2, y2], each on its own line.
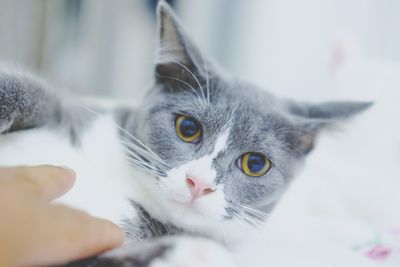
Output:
[171, 199, 221, 218]
[161, 197, 226, 229]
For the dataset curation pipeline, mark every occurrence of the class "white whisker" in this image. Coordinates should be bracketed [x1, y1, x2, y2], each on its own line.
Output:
[234, 203, 268, 219]
[200, 54, 210, 106]
[169, 60, 207, 106]
[155, 72, 205, 108]
[76, 104, 169, 169]
[121, 138, 170, 168]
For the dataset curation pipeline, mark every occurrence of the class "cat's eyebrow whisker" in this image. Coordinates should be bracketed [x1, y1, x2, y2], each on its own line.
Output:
[169, 60, 207, 106]
[155, 72, 205, 108]
[200, 53, 210, 106]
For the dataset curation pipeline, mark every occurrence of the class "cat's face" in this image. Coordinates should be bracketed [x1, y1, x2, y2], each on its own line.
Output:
[126, 2, 370, 238]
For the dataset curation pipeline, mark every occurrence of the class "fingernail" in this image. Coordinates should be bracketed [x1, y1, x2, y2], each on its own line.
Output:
[106, 221, 125, 246]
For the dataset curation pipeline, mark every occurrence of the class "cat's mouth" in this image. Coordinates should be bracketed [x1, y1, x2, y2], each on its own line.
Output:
[170, 197, 205, 211]
[160, 188, 226, 224]
[166, 198, 224, 226]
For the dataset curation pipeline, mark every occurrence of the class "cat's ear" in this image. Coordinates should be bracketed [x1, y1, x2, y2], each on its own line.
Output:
[287, 101, 373, 154]
[155, 1, 208, 89]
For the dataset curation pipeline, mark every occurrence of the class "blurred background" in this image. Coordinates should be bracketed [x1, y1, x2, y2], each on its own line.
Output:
[1, 0, 400, 101]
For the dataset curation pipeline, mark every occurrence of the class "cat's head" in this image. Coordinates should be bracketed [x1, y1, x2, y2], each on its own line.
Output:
[127, 2, 371, 240]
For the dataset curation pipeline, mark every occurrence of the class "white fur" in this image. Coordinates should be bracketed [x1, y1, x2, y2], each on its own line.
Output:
[0, 117, 240, 240]
[0, 116, 141, 224]
[150, 237, 236, 267]
[157, 129, 231, 231]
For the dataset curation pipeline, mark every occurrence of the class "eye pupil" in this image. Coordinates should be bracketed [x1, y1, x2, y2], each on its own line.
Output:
[180, 118, 198, 137]
[247, 155, 265, 173]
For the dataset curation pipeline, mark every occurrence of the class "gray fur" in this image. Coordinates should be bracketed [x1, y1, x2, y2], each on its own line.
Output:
[0, 70, 94, 144]
[0, 71, 61, 132]
[123, 201, 182, 240]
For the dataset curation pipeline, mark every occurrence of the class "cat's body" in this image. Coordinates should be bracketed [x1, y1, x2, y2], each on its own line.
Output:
[0, 2, 371, 267]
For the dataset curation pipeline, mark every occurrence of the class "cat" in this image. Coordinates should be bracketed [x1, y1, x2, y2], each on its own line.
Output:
[0, 2, 371, 266]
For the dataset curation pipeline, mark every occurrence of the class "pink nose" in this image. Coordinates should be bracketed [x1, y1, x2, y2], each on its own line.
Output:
[186, 177, 216, 201]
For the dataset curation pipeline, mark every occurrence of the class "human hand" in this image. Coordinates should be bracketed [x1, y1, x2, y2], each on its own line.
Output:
[0, 165, 124, 267]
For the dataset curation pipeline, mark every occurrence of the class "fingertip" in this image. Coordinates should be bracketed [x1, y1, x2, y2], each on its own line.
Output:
[68, 216, 125, 259]
[100, 220, 125, 248]
[56, 165, 77, 190]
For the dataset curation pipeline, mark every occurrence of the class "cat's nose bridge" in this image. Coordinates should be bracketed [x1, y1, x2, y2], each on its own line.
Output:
[186, 155, 217, 182]
[183, 155, 218, 201]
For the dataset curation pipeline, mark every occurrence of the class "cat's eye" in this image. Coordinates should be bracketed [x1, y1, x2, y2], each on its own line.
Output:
[238, 152, 271, 177]
[175, 115, 202, 143]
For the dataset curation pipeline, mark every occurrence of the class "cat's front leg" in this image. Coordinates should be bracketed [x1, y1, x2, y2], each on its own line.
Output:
[0, 71, 62, 134]
[64, 237, 236, 267]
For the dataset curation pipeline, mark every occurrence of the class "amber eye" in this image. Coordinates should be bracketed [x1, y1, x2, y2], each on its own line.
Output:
[175, 115, 202, 143]
[238, 152, 271, 177]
